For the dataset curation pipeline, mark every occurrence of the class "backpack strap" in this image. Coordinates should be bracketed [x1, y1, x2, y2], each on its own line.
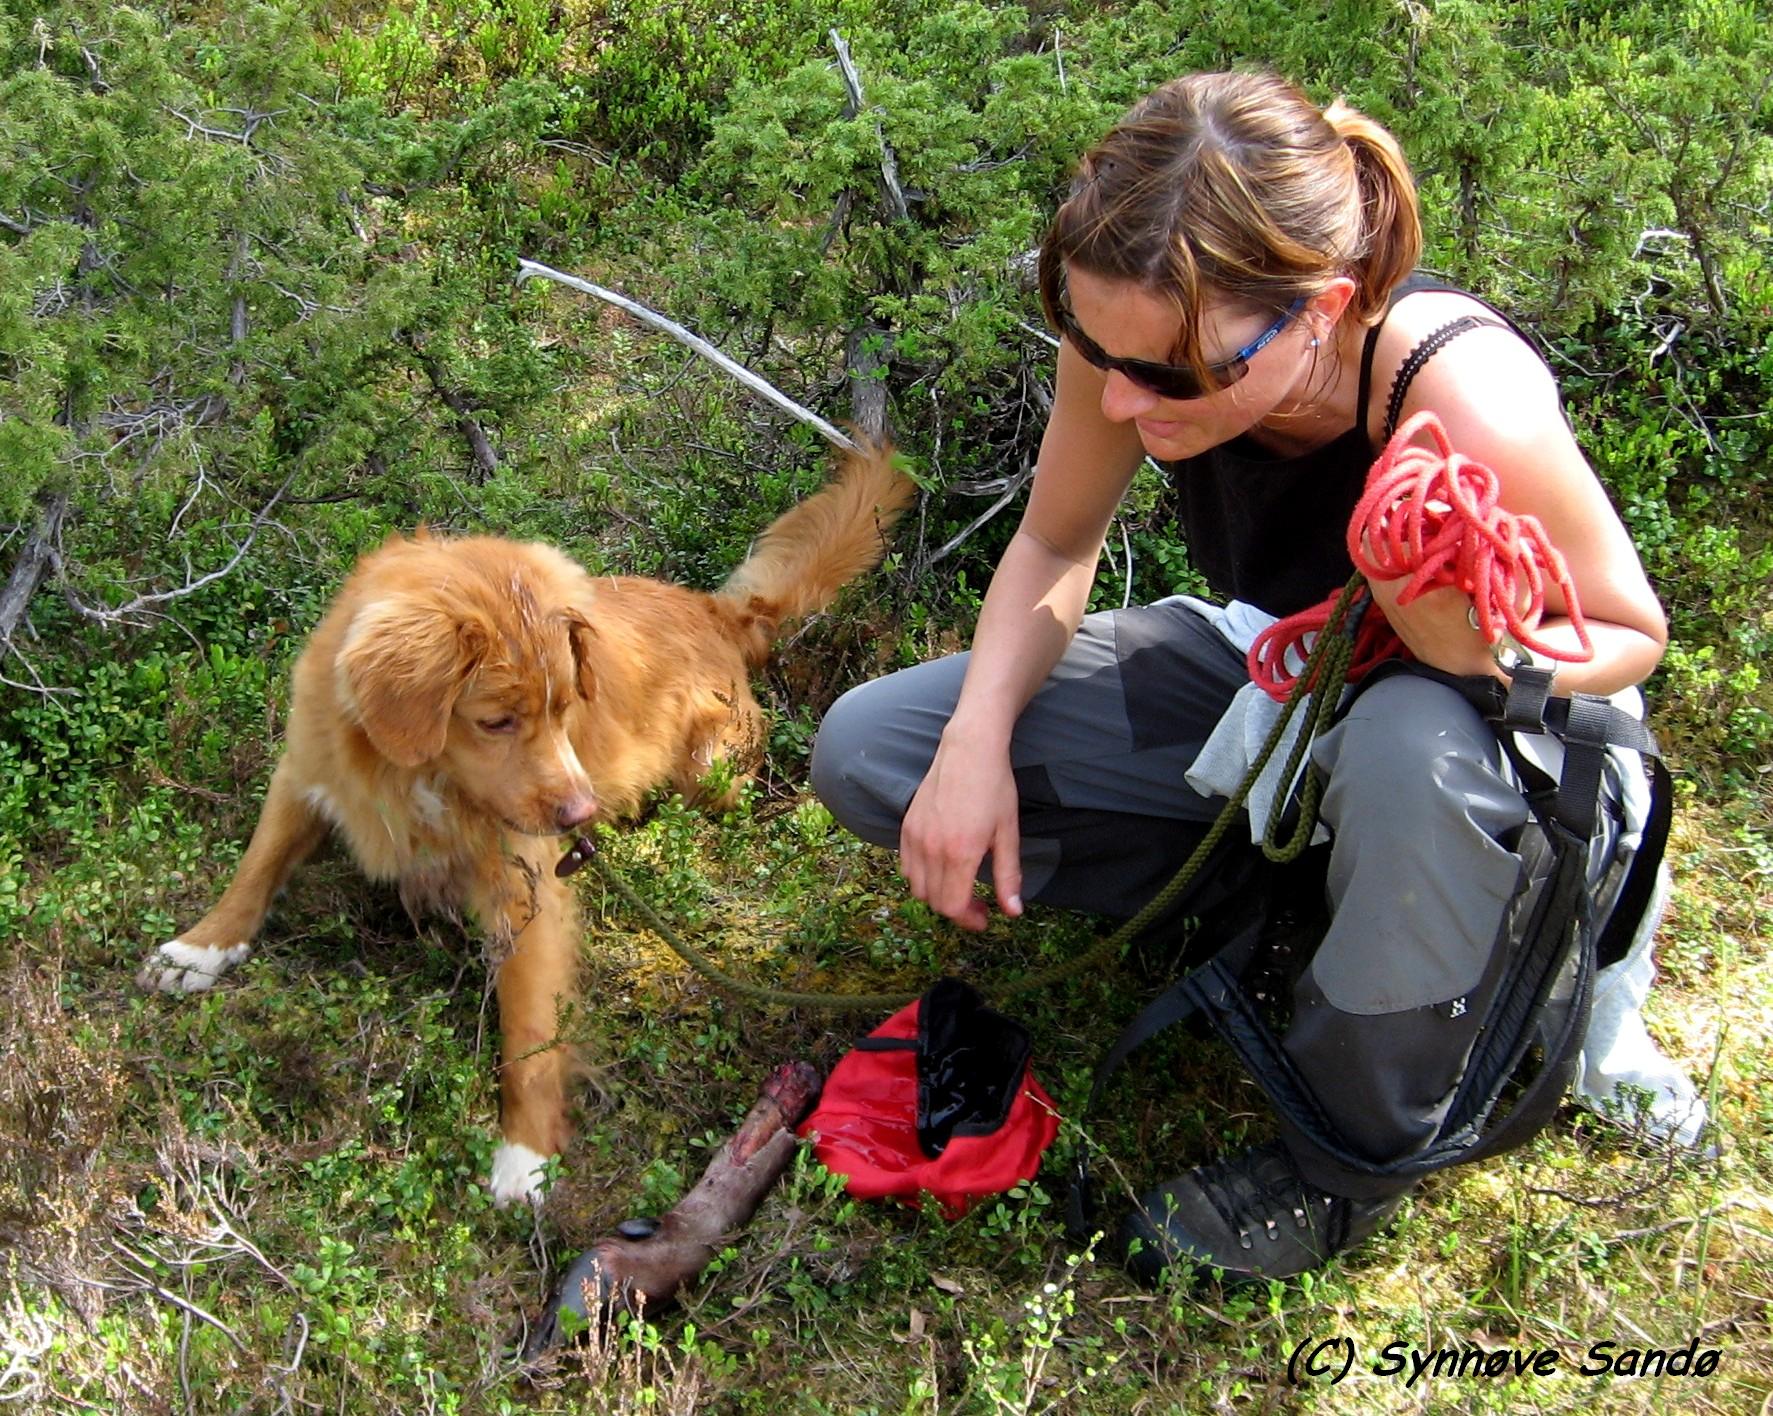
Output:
[1182, 815, 1593, 1181]
[1067, 661, 1669, 1233]
[1215, 666, 1662, 1180]
[1064, 906, 1269, 1238]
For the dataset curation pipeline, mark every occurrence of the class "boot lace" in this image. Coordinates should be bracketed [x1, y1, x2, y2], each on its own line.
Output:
[1197, 1146, 1326, 1251]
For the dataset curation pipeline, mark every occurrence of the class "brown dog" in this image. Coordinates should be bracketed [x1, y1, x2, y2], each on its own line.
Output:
[139, 445, 912, 1204]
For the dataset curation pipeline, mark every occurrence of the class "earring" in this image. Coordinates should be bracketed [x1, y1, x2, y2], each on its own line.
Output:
[1309, 336, 1320, 349]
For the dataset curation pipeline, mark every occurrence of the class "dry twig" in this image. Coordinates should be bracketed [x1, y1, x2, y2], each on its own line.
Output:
[516, 260, 857, 452]
[62, 470, 297, 631]
[830, 31, 909, 223]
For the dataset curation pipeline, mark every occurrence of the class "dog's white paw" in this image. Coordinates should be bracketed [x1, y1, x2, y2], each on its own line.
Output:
[488, 1142, 551, 1208]
[138, 940, 252, 994]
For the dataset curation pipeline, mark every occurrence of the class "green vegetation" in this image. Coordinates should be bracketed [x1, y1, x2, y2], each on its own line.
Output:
[2, 0, 1769, 1411]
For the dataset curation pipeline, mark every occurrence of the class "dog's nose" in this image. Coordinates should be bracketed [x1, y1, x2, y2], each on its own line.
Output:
[556, 795, 598, 830]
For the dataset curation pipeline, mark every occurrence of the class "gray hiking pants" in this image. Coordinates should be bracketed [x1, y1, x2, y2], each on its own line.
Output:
[811, 599, 1613, 1198]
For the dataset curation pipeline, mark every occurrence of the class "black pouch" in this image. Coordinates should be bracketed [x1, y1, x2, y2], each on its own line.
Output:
[854, 977, 1033, 1158]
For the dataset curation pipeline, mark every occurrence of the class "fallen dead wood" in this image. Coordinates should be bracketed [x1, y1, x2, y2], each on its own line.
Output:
[523, 1061, 821, 1356]
[831, 30, 909, 223]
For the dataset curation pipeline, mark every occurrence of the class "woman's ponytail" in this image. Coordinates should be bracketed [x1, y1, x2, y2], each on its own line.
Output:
[1325, 101, 1421, 323]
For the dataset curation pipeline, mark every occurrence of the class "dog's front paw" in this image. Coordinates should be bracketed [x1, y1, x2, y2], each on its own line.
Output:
[488, 1142, 552, 1208]
[138, 939, 252, 994]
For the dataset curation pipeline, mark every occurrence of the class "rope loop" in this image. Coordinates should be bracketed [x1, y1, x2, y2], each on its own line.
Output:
[1249, 410, 1595, 701]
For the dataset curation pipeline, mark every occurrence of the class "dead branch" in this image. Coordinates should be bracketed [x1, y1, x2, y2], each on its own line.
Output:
[1118, 517, 1134, 609]
[102, 1243, 249, 1354]
[846, 324, 891, 444]
[0, 492, 68, 649]
[819, 187, 854, 259]
[0, 644, 73, 699]
[927, 460, 1033, 565]
[265, 281, 350, 320]
[830, 31, 910, 223]
[228, 230, 249, 389]
[77, 43, 107, 93]
[403, 337, 500, 480]
[161, 105, 283, 147]
[516, 259, 858, 452]
[95, 394, 229, 463]
[1608, 1200, 1749, 1242]
[339, 190, 368, 243]
[62, 469, 296, 630]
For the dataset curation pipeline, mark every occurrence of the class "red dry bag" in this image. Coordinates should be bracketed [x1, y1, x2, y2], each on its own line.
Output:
[799, 979, 1061, 1218]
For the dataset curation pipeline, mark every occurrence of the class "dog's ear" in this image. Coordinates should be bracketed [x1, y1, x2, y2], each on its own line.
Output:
[336, 595, 488, 766]
[562, 609, 599, 703]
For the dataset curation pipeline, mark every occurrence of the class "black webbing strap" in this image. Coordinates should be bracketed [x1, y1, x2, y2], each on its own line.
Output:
[1448, 666, 1670, 977]
[1594, 755, 1673, 971]
[1067, 660, 1669, 1233]
[1363, 662, 1661, 839]
[1184, 832, 1595, 1181]
[1430, 816, 1591, 1156]
[1064, 911, 1266, 1237]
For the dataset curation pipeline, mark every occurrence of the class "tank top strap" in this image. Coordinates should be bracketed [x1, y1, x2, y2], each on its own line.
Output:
[1354, 271, 1448, 430]
[1356, 321, 1384, 429]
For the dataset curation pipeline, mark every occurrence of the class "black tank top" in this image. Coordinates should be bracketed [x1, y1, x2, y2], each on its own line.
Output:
[1164, 272, 1538, 617]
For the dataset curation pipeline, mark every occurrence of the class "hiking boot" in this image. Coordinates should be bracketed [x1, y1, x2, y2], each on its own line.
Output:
[1117, 1140, 1410, 1285]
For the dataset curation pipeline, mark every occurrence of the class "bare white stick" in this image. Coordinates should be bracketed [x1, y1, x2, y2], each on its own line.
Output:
[515, 259, 857, 453]
[1118, 516, 1134, 609]
[62, 469, 296, 629]
[928, 464, 1034, 565]
[830, 30, 909, 222]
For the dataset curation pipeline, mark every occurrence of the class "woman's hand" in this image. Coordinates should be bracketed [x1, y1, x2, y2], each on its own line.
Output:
[1365, 577, 1500, 679]
[891, 336, 1145, 931]
[900, 728, 1024, 933]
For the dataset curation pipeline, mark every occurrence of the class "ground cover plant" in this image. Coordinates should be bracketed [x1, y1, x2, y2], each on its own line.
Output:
[2, 0, 1770, 1411]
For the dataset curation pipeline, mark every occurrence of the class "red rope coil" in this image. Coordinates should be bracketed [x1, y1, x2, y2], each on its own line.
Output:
[1247, 410, 1595, 702]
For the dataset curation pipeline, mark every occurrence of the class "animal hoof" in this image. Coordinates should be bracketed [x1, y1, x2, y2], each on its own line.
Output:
[138, 940, 251, 994]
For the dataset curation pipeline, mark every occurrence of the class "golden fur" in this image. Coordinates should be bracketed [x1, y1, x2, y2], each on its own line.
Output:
[140, 445, 913, 1204]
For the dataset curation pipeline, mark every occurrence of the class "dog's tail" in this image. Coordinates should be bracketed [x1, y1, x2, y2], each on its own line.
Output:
[718, 442, 916, 666]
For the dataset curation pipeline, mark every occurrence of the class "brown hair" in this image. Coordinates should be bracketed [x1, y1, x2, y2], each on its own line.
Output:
[1037, 71, 1421, 383]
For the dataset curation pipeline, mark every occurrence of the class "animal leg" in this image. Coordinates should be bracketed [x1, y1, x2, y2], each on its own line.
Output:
[674, 688, 765, 811]
[473, 849, 580, 1207]
[139, 761, 329, 994]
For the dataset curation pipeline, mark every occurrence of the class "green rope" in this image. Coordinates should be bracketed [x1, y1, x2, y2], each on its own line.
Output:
[588, 575, 1367, 1013]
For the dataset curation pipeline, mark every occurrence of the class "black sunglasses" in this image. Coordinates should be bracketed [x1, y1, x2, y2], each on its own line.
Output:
[1055, 295, 1308, 401]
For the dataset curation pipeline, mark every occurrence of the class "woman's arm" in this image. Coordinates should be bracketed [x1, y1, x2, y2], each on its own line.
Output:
[1364, 307, 1667, 697]
[903, 342, 1145, 929]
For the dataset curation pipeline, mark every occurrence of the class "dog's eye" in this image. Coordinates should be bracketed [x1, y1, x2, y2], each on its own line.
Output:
[477, 715, 518, 734]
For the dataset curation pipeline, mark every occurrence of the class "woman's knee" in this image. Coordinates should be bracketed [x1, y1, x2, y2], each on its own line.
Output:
[1316, 673, 1525, 841]
[810, 668, 951, 847]
[810, 682, 886, 834]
